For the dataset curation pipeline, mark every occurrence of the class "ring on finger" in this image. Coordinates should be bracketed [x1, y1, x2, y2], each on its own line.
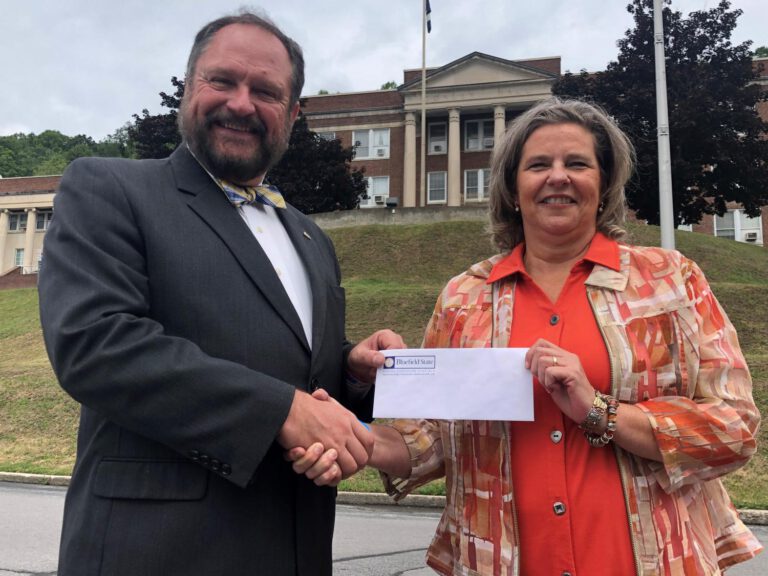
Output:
[552, 355, 558, 366]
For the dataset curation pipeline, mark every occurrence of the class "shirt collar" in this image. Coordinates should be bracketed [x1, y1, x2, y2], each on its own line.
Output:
[486, 232, 621, 284]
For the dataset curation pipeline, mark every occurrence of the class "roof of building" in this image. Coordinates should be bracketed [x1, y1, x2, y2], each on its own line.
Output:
[401, 52, 560, 87]
[0, 175, 60, 196]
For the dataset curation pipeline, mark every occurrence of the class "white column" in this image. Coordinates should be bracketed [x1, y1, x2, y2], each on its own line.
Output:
[403, 112, 417, 208]
[0, 210, 9, 274]
[447, 108, 461, 207]
[494, 105, 506, 149]
[23, 208, 36, 273]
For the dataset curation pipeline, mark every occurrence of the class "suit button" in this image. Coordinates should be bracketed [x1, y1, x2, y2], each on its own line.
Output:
[199, 454, 210, 466]
[188, 450, 200, 462]
[221, 464, 232, 476]
[210, 459, 221, 472]
[310, 377, 320, 391]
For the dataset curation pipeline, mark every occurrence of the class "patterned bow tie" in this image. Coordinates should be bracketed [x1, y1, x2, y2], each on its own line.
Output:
[215, 178, 286, 209]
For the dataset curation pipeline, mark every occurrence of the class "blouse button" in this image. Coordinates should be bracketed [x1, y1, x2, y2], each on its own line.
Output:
[553, 501, 566, 516]
[549, 314, 560, 326]
[550, 430, 563, 444]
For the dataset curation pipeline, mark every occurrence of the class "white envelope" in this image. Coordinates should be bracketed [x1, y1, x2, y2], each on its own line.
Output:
[373, 348, 533, 421]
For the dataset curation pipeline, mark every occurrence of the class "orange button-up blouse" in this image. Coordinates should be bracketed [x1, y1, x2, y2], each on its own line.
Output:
[487, 233, 636, 576]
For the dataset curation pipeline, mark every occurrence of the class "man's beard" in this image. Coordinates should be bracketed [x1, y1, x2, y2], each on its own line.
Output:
[180, 106, 291, 183]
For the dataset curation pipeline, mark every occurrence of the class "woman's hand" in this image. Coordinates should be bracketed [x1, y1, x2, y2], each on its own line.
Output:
[525, 338, 662, 461]
[285, 441, 344, 487]
[525, 338, 596, 426]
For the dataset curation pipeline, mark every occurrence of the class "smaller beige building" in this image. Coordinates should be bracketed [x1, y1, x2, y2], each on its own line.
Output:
[0, 175, 58, 276]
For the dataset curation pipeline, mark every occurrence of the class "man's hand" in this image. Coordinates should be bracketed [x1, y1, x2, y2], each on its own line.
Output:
[347, 329, 406, 384]
[277, 389, 373, 478]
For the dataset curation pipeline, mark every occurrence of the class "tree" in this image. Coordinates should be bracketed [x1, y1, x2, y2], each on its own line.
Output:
[554, 0, 768, 225]
[267, 113, 367, 213]
[380, 81, 398, 90]
[0, 130, 131, 177]
[754, 46, 768, 57]
[127, 76, 185, 159]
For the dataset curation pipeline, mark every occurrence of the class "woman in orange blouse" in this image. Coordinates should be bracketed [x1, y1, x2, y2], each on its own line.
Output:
[290, 98, 762, 575]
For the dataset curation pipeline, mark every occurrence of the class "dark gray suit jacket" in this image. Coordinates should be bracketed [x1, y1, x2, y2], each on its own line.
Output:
[38, 146, 372, 576]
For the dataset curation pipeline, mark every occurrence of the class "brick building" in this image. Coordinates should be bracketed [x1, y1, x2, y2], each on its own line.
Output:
[303, 52, 559, 209]
[0, 175, 58, 277]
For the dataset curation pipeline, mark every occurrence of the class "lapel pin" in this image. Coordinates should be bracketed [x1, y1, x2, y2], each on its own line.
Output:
[303, 231, 312, 240]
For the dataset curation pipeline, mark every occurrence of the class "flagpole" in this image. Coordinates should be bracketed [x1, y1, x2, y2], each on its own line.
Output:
[420, 0, 428, 207]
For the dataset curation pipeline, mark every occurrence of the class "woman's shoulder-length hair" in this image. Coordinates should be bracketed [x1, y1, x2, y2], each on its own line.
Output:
[488, 97, 636, 252]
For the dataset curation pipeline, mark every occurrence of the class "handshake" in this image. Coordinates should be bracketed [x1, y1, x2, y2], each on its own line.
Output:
[277, 329, 410, 486]
[279, 387, 374, 486]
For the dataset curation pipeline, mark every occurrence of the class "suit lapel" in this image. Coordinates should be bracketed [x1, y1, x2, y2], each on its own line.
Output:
[170, 147, 310, 352]
[278, 207, 328, 358]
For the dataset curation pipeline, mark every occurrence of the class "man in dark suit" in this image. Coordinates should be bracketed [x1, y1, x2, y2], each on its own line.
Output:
[38, 11, 402, 576]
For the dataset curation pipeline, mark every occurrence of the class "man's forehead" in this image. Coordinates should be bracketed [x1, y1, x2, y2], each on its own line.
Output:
[206, 24, 287, 58]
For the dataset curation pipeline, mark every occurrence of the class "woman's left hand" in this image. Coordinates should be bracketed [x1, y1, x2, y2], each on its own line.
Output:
[525, 338, 596, 426]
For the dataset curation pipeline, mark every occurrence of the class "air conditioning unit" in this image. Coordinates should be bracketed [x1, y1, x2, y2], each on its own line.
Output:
[482, 137, 495, 148]
[744, 231, 758, 242]
[431, 144, 444, 153]
[374, 195, 387, 204]
[375, 148, 386, 157]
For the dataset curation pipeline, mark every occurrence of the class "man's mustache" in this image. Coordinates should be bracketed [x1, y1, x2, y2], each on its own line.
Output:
[206, 112, 267, 137]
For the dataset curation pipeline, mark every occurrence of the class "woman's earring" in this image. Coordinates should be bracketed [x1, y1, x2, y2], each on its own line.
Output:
[598, 202, 605, 213]
[514, 203, 520, 213]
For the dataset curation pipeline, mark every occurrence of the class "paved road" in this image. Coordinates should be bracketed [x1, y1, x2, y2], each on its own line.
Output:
[1, 481, 766, 575]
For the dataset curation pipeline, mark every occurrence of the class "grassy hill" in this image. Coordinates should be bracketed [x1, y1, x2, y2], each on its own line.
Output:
[1, 220, 766, 507]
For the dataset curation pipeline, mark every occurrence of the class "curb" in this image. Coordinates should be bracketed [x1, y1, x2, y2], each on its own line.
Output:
[3, 472, 766, 525]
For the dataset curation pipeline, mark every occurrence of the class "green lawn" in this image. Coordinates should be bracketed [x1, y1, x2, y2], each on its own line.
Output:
[1, 220, 766, 506]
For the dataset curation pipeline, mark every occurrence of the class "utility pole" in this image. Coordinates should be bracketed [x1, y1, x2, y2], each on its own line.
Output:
[653, 0, 676, 249]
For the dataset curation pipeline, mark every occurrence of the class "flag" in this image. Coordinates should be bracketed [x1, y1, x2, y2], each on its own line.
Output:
[426, 0, 432, 33]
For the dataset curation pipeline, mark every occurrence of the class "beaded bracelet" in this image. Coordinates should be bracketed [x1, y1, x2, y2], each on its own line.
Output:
[578, 390, 607, 434]
[585, 393, 619, 447]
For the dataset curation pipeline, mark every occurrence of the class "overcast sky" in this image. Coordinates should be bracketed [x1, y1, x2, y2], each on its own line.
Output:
[1, 0, 765, 140]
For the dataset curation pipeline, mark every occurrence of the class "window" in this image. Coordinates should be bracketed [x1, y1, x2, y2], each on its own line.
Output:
[359, 176, 390, 208]
[714, 211, 735, 240]
[428, 123, 447, 154]
[428, 172, 447, 204]
[714, 209, 763, 244]
[353, 128, 390, 159]
[8, 211, 27, 232]
[465, 119, 495, 151]
[464, 169, 491, 202]
[740, 213, 762, 243]
[14, 249, 24, 267]
[36, 210, 53, 231]
[317, 131, 336, 141]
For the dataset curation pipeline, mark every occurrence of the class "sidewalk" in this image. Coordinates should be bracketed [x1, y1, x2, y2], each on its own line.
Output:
[3, 471, 767, 525]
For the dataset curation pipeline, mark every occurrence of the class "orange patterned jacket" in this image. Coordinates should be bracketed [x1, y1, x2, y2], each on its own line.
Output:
[384, 241, 762, 575]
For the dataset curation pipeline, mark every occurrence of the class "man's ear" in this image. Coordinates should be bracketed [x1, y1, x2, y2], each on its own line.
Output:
[289, 101, 300, 123]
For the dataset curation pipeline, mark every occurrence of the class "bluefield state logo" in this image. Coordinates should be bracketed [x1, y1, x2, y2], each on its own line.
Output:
[382, 355, 436, 373]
